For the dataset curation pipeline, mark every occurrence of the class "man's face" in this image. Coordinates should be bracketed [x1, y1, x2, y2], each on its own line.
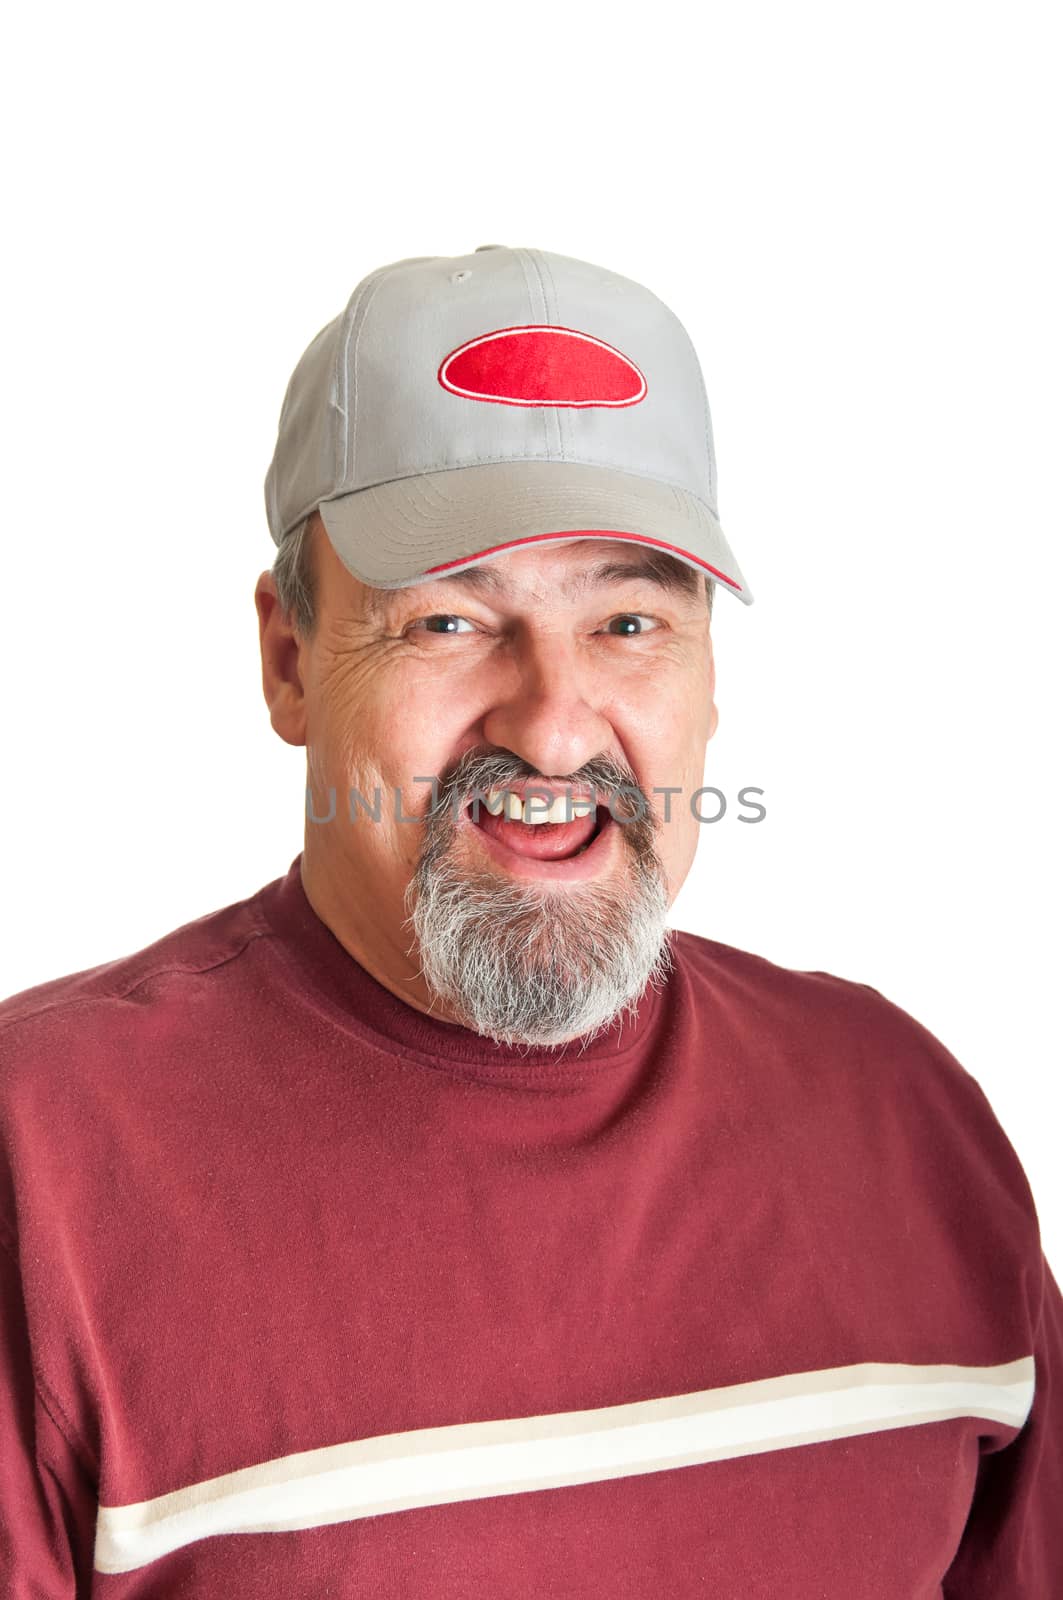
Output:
[256, 518, 719, 1046]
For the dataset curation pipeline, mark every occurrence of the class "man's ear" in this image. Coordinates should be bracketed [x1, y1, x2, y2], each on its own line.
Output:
[706, 627, 720, 742]
[254, 572, 308, 747]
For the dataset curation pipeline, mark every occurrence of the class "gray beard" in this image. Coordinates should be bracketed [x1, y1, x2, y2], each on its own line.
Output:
[404, 751, 673, 1050]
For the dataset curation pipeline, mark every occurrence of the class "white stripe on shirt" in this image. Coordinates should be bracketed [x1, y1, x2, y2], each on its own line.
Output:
[94, 1355, 1035, 1574]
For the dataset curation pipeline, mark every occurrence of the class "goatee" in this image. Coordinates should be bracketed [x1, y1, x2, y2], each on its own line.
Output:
[404, 750, 673, 1050]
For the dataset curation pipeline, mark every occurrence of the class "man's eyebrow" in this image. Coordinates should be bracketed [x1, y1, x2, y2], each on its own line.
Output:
[574, 555, 702, 601]
[371, 550, 702, 608]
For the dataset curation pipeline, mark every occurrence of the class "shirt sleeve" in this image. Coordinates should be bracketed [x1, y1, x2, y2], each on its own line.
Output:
[943, 1248, 1063, 1594]
[0, 1225, 98, 1598]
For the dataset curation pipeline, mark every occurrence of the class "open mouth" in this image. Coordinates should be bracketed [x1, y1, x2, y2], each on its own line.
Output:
[465, 796, 612, 862]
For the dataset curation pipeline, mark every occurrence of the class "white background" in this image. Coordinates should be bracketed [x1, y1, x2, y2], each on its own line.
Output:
[2, 6, 1060, 1262]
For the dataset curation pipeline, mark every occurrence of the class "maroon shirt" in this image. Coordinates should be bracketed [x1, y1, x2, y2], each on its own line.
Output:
[2, 854, 1060, 1596]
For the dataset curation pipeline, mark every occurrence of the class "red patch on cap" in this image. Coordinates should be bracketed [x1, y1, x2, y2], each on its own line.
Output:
[438, 325, 647, 408]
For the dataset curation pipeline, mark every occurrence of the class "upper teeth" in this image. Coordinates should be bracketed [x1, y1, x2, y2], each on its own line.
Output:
[481, 790, 596, 825]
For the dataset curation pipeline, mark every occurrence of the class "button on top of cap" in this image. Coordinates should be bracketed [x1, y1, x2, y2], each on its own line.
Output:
[474, 244, 505, 252]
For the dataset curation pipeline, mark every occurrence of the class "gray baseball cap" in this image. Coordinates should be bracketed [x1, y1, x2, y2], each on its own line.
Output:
[263, 245, 753, 605]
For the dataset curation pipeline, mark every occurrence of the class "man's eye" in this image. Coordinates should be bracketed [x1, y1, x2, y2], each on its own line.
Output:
[414, 615, 477, 635]
[602, 614, 660, 636]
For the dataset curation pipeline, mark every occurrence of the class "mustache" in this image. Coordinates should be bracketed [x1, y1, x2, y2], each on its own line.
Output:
[429, 749, 657, 825]
[419, 747, 663, 871]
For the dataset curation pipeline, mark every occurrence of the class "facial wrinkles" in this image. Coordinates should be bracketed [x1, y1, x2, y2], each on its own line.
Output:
[304, 618, 397, 762]
[315, 622, 399, 706]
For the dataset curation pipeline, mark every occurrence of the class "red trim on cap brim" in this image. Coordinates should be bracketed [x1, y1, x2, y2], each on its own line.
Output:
[423, 529, 743, 591]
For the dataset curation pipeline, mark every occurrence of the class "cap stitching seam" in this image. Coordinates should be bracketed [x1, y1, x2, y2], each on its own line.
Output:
[538, 251, 568, 460]
[523, 248, 565, 459]
[336, 264, 400, 487]
[511, 249, 552, 458]
[674, 312, 717, 506]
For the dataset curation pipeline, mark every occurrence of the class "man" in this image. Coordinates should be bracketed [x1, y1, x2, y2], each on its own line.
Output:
[1, 245, 1060, 1596]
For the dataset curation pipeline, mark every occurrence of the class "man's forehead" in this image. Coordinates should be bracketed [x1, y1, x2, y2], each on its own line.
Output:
[359, 538, 704, 614]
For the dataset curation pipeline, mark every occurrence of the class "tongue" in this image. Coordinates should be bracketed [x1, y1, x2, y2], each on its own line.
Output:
[473, 806, 599, 860]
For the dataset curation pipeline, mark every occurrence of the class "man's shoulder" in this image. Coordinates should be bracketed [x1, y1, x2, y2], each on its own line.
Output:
[671, 925, 1037, 1226]
[0, 875, 276, 1060]
[671, 924, 993, 1110]
[671, 923, 916, 1035]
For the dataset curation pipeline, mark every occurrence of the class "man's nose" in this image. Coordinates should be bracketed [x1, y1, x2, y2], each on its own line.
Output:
[480, 635, 614, 780]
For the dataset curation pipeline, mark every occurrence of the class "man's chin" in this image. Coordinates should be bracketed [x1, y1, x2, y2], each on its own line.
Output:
[409, 854, 672, 1048]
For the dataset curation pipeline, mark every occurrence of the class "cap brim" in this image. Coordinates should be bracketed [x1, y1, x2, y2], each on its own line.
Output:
[316, 460, 753, 605]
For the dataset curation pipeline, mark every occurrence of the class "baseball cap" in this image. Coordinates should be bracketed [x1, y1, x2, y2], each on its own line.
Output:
[263, 245, 753, 605]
